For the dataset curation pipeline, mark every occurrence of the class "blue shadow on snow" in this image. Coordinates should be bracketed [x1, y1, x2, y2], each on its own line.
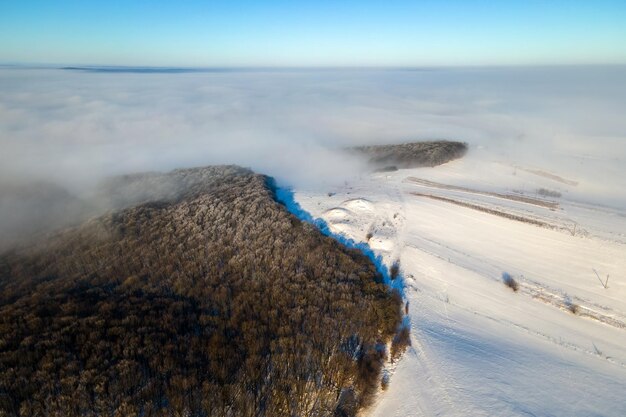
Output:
[268, 179, 405, 298]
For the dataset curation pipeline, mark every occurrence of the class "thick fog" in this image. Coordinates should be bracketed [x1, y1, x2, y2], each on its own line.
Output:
[1, 66, 625, 247]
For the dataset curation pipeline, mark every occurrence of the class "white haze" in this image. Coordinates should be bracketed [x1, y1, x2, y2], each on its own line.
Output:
[2, 67, 626, 192]
[1, 66, 625, 241]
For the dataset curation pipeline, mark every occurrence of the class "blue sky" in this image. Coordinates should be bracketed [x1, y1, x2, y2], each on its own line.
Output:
[1, 1, 625, 66]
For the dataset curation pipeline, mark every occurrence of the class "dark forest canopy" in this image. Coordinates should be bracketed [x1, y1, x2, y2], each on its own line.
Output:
[0, 165, 403, 417]
[351, 140, 468, 170]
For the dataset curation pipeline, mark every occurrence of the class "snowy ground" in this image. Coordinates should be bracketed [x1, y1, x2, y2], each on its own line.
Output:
[292, 150, 626, 417]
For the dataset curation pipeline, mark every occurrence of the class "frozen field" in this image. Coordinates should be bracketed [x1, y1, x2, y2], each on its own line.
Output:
[293, 150, 626, 416]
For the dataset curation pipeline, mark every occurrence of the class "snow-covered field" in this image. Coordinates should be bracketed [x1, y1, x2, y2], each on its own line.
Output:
[293, 149, 626, 416]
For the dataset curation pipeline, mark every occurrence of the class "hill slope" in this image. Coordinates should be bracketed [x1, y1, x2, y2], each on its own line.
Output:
[0, 165, 402, 417]
[294, 156, 626, 417]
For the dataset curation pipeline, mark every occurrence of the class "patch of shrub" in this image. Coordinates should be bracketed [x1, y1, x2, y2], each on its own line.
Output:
[390, 261, 401, 280]
[374, 165, 398, 172]
[356, 346, 387, 408]
[334, 388, 358, 417]
[565, 299, 580, 315]
[537, 188, 562, 198]
[502, 272, 519, 292]
[381, 373, 390, 390]
[391, 326, 411, 362]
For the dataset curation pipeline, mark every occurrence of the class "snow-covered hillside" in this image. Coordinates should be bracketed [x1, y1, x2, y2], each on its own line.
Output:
[293, 149, 626, 416]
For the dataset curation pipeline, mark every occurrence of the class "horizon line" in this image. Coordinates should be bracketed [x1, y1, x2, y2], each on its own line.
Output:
[2, 62, 626, 72]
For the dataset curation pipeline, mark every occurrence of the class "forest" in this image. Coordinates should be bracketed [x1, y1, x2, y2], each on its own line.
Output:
[351, 140, 468, 170]
[0, 165, 404, 417]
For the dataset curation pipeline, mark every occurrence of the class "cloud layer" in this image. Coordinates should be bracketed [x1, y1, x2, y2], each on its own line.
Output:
[1, 66, 625, 196]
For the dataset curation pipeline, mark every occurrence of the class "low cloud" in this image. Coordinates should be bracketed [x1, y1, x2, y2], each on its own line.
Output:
[2, 67, 626, 187]
[1, 66, 625, 247]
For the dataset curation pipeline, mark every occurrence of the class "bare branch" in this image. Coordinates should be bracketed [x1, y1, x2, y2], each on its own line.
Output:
[593, 268, 608, 288]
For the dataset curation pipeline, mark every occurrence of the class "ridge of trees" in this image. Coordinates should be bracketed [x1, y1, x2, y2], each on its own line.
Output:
[0, 165, 402, 417]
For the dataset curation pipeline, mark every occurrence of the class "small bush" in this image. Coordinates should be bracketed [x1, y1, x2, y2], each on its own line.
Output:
[502, 272, 519, 292]
[374, 165, 398, 172]
[565, 299, 580, 315]
[390, 261, 400, 280]
[356, 347, 386, 408]
[334, 389, 358, 417]
[390, 327, 411, 362]
[380, 373, 390, 391]
[537, 188, 561, 198]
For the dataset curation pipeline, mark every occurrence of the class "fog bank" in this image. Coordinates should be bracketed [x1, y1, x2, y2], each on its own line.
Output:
[1, 67, 625, 187]
[1, 66, 625, 248]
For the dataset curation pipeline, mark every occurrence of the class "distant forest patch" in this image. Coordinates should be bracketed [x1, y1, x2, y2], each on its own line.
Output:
[351, 140, 468, 170]
[0, 165, 402, 417]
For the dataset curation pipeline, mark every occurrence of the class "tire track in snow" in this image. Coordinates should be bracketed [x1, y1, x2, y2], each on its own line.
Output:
[404, 247, 626, 370]
[399, 201, 626, 332]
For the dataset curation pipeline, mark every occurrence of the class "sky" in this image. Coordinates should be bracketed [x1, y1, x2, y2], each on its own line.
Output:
[1, 1, 626, 67]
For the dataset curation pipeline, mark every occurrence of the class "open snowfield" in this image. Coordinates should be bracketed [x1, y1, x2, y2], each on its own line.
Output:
[293, 148, 626, 416]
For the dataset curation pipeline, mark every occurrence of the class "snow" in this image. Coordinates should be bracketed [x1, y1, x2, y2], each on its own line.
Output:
[289, 148, 626, 416]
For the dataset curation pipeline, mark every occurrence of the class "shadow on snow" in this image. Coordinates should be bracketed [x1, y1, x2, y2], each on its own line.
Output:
[268, 178, 405, 298]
